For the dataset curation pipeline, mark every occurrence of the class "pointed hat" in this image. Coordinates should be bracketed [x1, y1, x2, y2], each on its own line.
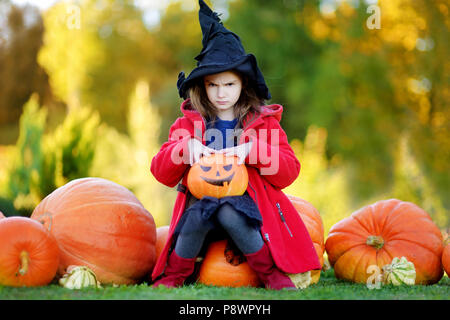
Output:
[177, 0, 271, 100]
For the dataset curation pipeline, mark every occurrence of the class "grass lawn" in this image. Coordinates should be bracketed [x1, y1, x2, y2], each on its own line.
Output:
[0, 269, 448, 300]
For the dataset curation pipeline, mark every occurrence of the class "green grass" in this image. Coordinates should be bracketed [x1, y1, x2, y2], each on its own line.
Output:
[1, 270, 448, 300]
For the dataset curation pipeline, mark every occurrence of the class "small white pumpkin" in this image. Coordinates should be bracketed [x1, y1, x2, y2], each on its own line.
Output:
[59, 265, 102, 289]
[382, 257, 416, 286]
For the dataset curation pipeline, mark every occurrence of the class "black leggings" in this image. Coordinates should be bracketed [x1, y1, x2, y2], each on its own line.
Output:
[174, 203, 264, 258]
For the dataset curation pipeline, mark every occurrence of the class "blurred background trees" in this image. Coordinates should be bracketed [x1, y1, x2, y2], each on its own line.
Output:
[0, 0, 448, 232]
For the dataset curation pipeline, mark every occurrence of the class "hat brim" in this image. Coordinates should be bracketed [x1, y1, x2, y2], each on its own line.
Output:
[178, 54, 271, 100]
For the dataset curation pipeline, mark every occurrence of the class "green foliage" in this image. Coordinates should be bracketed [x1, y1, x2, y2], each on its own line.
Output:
[391, 134, 448, 227]
[5, 95, 46, 214]
[284, 126, 352, 236]
[42, 106, 100, 193]
[90, 80, 175, 226]
[0, 96, 100, 216]
[225, 0, 450, 207]
[1, 0, 448, 231]
[0, 3, 51, 142]
[38, 0, 154, 132]
[0, 83, 175, 222]
[285, 125, 448, 234]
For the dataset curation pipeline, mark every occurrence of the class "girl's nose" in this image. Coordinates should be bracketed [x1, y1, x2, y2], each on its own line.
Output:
[217, 86, 225, 98]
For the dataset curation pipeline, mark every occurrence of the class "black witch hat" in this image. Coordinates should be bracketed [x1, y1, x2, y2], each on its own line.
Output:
[177, 0, 271, 100]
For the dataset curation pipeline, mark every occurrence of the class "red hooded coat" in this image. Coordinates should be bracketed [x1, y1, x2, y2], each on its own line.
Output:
[151, 99, 321, 280]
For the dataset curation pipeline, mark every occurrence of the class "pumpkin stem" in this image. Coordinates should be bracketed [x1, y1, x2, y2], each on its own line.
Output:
[17, 251, 29, 276]
[366, 235, 384, 249]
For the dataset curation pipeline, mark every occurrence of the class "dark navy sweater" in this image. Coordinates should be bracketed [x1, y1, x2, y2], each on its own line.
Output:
[205, 117, 238, 150]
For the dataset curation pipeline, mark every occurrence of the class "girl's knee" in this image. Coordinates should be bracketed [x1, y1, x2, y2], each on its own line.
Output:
[216, 203, 251, 233]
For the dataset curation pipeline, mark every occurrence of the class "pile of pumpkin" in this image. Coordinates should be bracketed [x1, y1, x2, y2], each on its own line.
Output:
[0, 155, 449, 289]
[0, 177, 157, 287]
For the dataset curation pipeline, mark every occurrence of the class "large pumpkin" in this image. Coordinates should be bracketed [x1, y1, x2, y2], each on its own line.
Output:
[155, 225, 169, 262]
[443, 239, 450, 277]
[31, 177, 156, 285]
[197, 240, 261, 288]
[187, 154, 248, 199]
[325, 199, 444, 285]
[286, 195, 324, 284]
[0, 217, 59, 287]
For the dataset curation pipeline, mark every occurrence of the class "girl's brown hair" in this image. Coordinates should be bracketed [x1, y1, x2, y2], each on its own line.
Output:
[188, 70, 264, 129]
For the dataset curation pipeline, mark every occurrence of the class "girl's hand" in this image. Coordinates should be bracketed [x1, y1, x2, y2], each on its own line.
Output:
[219, 141, 253, 165]
[187, 138, 216, 165]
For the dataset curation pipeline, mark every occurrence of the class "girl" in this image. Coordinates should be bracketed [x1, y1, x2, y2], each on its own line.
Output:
[150, 0, 320, 290]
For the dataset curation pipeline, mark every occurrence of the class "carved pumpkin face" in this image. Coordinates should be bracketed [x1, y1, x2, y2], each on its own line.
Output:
[187, 154, 248, 199]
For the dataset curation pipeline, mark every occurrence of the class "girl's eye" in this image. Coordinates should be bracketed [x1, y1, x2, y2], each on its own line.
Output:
[226, 83, 234, 86]
[208, 83, 216, 87]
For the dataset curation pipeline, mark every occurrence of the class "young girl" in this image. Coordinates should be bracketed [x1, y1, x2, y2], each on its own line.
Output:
[150, 0, 320, 290]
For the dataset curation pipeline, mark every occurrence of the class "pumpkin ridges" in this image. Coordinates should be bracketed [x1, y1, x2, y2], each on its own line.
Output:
[375, 246, 394, 270]
[383, 215, 441, 239]
[332, 245, 368, 282]
[387, 235, 443, 256]
[331, 216, 372, 239]
[0, 217, 59, 287]
[327, 237, 367, 267]
[31, 177, 156, 285]
[369, 201, 395, 236]
[383, 239, 443, 284]
[326, 223, 371, 266]
[325, 199, 444, 285]
[351, 211, 376, 236]
[353, 247, 377, 283]
[53, 214, 156, 278]
[380, 203, 434, 239]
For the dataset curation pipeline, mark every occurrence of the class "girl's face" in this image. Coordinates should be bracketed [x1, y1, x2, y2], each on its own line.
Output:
[204, 71, 243, 119]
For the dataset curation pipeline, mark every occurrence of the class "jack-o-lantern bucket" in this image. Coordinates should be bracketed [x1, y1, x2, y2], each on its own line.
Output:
[187, 154, 248, 199]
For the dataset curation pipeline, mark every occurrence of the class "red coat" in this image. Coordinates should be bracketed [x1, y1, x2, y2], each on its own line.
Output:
[151, 99, 320, 280]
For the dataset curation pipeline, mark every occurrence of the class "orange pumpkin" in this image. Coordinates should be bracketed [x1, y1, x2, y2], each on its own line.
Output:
[286, 195, 324, 284]
[155, 225, 170, 262]
[325, 199, 444, 285]
[187, 154, 248, 199]
[31, 177, 157, 285]
[198, 240, 261, 288]
[0, 217, 59, 287]
[443, 239, 450, 277]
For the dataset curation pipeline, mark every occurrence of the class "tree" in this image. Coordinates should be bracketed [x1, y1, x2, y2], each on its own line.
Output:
[0, 2, 51, 144]
[38, 0, 155, 132]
